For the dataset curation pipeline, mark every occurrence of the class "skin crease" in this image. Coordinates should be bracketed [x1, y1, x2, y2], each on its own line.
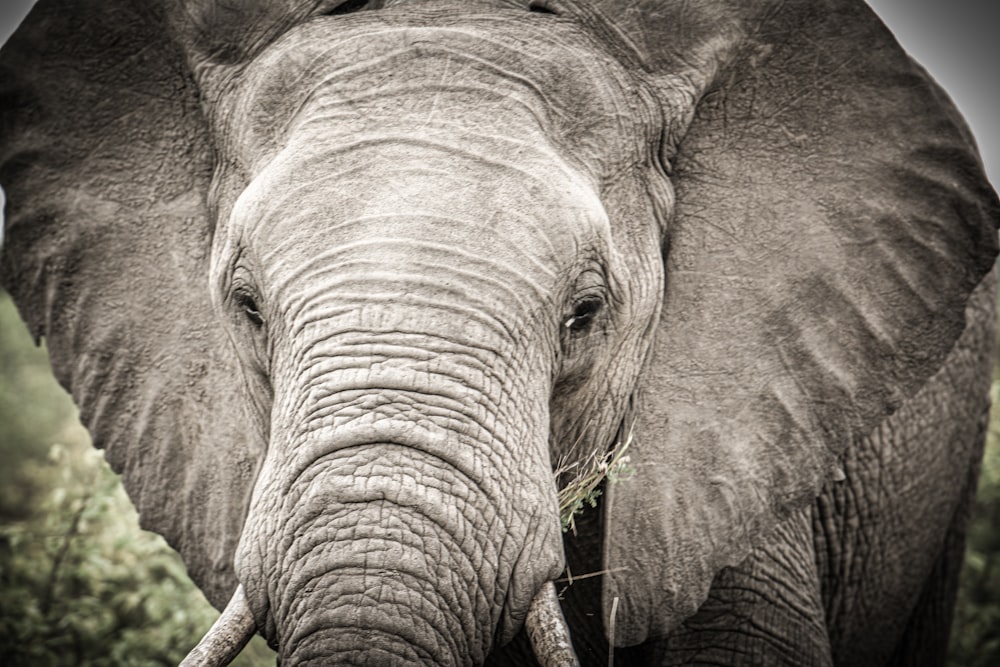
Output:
[0, 1, 997, 666]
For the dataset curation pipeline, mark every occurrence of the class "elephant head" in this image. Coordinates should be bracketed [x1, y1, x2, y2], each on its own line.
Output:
[1, 0, 996, 665]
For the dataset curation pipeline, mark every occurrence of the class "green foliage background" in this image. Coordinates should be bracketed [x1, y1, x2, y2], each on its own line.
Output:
[0, 286, 998, 665]
[951, 373, 1000, 666]
[0, 292, 274, 666]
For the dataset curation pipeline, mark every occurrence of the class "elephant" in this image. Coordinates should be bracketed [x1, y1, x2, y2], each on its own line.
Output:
[1, 0, 997, 665]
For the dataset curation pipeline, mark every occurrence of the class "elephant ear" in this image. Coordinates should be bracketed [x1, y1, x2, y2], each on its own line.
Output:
[588, 0, 1000, 645]
[0, 0, 257, 607]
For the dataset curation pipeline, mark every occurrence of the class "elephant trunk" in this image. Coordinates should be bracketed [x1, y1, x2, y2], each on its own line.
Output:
[248, 447, 478, 664]
[237, 426, 566, 665]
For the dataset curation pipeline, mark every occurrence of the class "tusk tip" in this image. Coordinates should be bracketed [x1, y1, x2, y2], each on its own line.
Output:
[525, 582, 581, 667]
[179, 584, 257, 667]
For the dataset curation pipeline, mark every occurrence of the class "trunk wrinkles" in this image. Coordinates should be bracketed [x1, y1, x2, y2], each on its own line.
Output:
[236, 326, 564, 665]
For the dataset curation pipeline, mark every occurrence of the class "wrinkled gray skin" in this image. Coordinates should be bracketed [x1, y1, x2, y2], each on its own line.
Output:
[1, 0, 998, 665]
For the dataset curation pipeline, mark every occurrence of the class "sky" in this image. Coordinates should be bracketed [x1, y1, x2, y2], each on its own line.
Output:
[0, 1, 997, 185]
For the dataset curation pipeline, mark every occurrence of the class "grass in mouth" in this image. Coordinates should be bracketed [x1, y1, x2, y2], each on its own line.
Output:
[556, 427, 635, 534]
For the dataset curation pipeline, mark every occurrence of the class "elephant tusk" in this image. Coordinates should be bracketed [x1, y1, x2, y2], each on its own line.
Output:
[525, 581, 581, 667]
[179, 584, 256, 667]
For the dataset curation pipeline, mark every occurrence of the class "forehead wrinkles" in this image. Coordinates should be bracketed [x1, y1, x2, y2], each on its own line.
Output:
[234, 131, 610, 264]
[231, 14, 647, 178]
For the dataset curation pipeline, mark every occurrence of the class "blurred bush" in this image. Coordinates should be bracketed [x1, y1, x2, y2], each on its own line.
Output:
[949, 375, 1000, 667]
[1, 283, 999, 665]
[0, 291, 274, 666]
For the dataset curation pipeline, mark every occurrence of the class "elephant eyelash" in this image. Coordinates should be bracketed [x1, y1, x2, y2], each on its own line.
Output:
[234, 291, 265, 328]
[563, 298, 603, 334]
[323, 0, 371, 16]
[528, 3, 560, 15]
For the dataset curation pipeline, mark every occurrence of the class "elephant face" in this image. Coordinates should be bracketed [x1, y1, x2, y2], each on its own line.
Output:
[202, 12, 667, 659]
[1, 0, 996, 665]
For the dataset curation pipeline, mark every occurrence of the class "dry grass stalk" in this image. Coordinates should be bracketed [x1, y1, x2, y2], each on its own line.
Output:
[556, 427, 635, 533]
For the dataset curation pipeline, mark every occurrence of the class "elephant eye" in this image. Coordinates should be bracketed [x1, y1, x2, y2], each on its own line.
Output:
[528, 1, 559, 15]
[324, 0, 370, 15]
[564, 298, 603, 334]
[235, 291, 265, 328]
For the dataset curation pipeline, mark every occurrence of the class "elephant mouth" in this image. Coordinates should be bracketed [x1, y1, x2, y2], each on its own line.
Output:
[180, 582, 580, 666]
